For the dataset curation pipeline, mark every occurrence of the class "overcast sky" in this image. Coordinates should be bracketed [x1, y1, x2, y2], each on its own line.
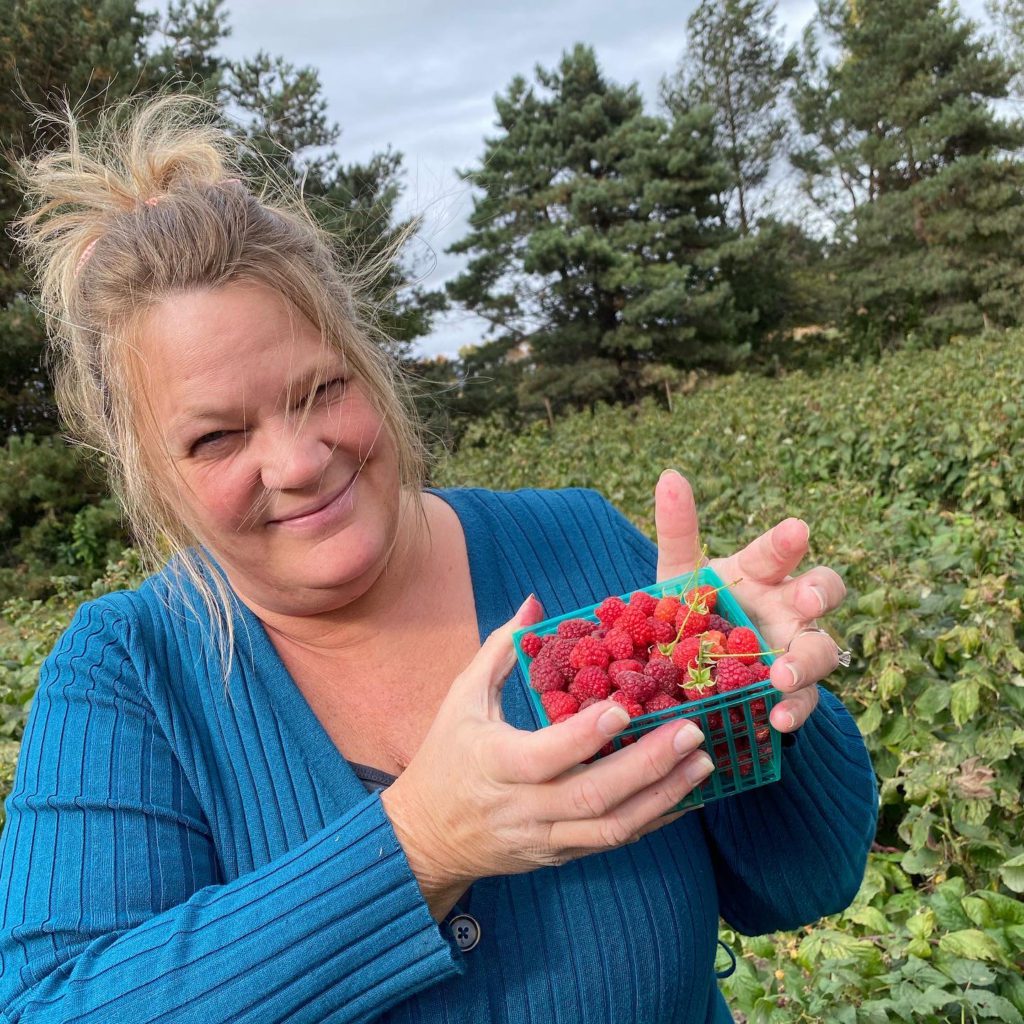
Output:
[169, 0, 991, 357]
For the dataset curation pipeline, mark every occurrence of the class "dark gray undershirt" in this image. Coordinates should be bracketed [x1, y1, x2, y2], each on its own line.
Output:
[350, 761, 399, 794]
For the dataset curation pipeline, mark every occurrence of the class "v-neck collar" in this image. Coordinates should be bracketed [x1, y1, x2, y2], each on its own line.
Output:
[232, 486, 538, 804]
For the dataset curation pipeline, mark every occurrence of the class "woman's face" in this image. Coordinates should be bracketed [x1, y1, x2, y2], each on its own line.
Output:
[134, 280, 404, 615]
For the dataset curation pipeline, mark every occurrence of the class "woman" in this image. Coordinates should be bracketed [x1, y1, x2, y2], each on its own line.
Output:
[0, 94, 877, 1023]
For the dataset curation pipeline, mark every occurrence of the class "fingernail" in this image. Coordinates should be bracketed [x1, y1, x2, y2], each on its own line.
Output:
[515, 594, 538, 624]
[781, 710, 795, 730]
[660, 468, 680, 481]
[810, 585, 826, 614]
[674, 721, 705, 753]
[782, 661, 800, 689]
[598, 706, 631, 736]
[685, 753, 715, 785]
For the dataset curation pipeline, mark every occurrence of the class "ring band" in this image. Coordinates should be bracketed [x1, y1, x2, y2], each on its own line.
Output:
[788, 626, 852, 668]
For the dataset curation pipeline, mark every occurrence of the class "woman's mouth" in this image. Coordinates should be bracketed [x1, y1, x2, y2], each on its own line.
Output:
[268, 473, 359, 530]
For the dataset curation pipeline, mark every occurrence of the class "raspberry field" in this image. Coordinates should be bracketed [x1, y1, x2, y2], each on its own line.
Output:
[438, 332, 1024, 1022]
[1, 332, 1022, 1022]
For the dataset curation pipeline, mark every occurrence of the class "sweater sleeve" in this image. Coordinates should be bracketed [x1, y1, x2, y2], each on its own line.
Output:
[0, 600, 462, 1024]
[591, 490, 879, 936]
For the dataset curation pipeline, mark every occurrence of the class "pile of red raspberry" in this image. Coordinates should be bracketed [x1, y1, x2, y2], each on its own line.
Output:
[521, 584, 774, 774]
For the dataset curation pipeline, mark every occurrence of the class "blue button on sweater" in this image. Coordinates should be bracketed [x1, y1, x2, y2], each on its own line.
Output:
[0, 487, 878, 1023]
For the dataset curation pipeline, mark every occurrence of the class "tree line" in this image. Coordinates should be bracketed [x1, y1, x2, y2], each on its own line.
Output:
[2, 0, 1024, 446]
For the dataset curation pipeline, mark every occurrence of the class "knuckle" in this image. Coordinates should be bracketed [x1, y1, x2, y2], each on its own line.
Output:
[598, 815, 635, 849]
[571, 775, 609, 819]
[637, 742, 669, 782]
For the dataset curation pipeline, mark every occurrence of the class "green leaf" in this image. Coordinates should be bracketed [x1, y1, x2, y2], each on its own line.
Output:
[915, 683, 951, 720]
[857, 701, 883, 736]
[1000, 852, 1024, 893]
[847, 906, 890, 933]
[878, 663, 906, 701]
[907, 908, 936, 939]
[901, 846, 941, 875]
[950, 678, 980, 727]
[938, 928, 1008, 963]
[965, 989, 1024, 1024]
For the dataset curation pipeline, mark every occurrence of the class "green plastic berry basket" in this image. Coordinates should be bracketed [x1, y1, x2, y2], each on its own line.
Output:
[512, 567, 783, 810]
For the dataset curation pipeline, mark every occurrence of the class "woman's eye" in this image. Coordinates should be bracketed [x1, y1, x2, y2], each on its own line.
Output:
[309, 377, 347, 404]
[192, 430, 237, 454]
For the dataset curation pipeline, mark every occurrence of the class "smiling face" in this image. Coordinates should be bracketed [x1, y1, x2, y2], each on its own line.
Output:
[132, 280, 406, 615]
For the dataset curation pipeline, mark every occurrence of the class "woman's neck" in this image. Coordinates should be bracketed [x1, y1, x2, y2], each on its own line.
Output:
[232, 490, 457, 659]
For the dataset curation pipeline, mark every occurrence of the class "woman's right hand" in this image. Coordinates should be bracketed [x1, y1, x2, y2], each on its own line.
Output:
[380, 595, 715, 921]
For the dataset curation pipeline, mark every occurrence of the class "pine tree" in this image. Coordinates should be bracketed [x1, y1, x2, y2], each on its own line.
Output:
[792, 0, 1024, 348]
[0, 1, 439, 436]
[665, 0, 794, 235]
[447, 45, 743, 417]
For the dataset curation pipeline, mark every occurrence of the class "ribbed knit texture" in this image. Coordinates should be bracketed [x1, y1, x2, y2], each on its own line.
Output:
[0, 487, 878, 1024]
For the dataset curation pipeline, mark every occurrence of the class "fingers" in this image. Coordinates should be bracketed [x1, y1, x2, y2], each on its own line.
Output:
[537, 718, 707, 820]
[486, 699, 633, 783]
[770, 627, 845, 699]
[655, 470, 703, 582]
[734, 517, 809, 586]
[770, 685, 819, 732]
[455, 594, 545, 714]
[548, 748, 714, 852]
[786, 566, 846, 620]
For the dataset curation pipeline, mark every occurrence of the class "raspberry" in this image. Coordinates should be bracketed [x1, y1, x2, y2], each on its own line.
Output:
[570, 635, 611, 671]
[603, 628, 634, 660]
[578, 697, 600, 710]
[610, 690, 645, 718]
[608, 658, 645, 680]
[707, 710, 724, 732]
[671, 636, 703, 672]
[617, 605, 654, 646]
[707, 614, 733, 636]
[686, 584, 718, 613]
[653, 595, 681, 622]
[645, 656, 681, 696]
[569, 666, 612, 701]
[749, 660, 771, 682]
[520, 631, 545, 658]
[615, 670, 659, 704]
[541, 690, 580, 719]
[682, 677, 716, 702]
[529, 659, 566, 693]
[629, 591, 658, 616]
[716, 657, 752, 692]
[644, 692, 681, 713]
[726, 627, 761, 664]
[538, 638, 577, 681]
[596, 596, 627, 627]
[702, 630, 726, 651]
[648, 617, 676, 645]
[558, 618, 596, 639]
[675, 605, 710, 638]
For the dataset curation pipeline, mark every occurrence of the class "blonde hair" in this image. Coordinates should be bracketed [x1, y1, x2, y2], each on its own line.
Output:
[10, 90, 431, 671]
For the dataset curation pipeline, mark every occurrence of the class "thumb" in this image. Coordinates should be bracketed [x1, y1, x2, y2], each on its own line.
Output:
[455, 594, 545, 715]
[655, 469, 703, 582]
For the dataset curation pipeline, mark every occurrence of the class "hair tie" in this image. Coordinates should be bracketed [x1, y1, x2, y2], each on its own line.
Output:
[73, 238, 99, 279]
[72, 176, 244, 280]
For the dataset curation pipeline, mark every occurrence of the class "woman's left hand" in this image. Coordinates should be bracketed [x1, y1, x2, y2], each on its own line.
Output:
[653, 469, 847, 734]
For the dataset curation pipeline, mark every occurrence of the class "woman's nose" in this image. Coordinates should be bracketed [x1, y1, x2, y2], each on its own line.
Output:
[258, 422, 334, 492]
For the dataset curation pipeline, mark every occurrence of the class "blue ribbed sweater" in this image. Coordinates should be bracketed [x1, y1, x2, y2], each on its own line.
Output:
[0, 487, 878, 1023]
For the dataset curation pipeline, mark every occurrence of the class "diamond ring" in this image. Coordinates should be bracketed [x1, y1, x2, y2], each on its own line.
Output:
[788, 626, 852, 668]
